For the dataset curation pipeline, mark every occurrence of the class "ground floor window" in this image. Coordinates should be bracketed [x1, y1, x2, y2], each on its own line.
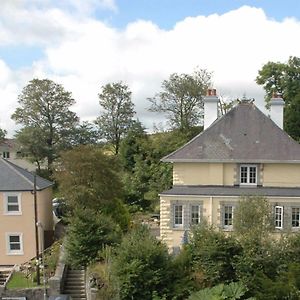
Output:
[292, 207, 300, 228]
[6, 233, 23, 255]
[275, 206, 283, 229]
[224, 205, 234, 227]
[191, 205, 201, 225]
[174, 205, 183, 227]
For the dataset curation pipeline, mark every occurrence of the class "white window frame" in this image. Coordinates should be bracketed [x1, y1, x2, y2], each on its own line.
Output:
[275, 205, 283, 229]
[191, 205, 201, 225]
[223, 205, 234, 228]
[292, 207, 300, 228]
[174, 205, 183, 228]
[240, 164, 257, 185]
[4, 193, 22, 215]
[6, 233, 24, 255]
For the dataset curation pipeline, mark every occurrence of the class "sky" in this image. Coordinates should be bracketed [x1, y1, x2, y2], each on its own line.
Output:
[1, 0, 300, 137]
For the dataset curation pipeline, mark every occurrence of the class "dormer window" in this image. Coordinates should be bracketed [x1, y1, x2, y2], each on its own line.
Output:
[240, 164, 257, 185]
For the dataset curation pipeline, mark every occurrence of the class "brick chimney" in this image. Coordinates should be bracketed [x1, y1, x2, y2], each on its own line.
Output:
[270, 92, 285, 129]
[204, 88, 219, 130]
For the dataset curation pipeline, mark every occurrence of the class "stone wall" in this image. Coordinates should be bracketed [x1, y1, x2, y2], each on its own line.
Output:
[1, 287, 46, 299]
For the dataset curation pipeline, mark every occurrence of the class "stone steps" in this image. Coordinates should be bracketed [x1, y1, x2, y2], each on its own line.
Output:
[63, 268, 86, 300]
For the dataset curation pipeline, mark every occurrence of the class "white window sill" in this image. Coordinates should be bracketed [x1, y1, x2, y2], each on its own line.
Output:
[7, 252, 24, 256]
[4, 212, 22, 216]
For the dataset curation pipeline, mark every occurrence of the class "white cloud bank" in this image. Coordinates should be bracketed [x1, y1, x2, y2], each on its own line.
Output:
[1, 4, 300, 136]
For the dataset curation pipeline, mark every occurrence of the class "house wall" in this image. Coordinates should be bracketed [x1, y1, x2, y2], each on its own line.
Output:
[263, 164, 300, 187]
[173, 163, 236, 185]
[173, 162, 300, 187]
[0, 188, 53, 265]
[160, 194, 300, 250]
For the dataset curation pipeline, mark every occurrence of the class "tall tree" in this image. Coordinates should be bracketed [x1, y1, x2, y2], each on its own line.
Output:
[96, 82, 135, 155]
[12, 78, 79, 171]
[256, 56, 300, 140]
[148, 68, 211, 132]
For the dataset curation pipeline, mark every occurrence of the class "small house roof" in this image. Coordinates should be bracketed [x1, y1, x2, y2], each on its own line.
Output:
[0, 158, 53, 191]
[163, 101, 300, 163]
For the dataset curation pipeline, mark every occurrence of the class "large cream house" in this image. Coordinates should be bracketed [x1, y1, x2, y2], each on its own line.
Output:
[0, 158, 53, 265]
[160, 90, 300, 251]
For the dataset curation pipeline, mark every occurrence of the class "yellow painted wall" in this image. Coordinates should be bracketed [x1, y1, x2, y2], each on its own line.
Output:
[173, 163, 236, 186]
[0, 187, 53, 265]
[160, 194, 300, 250]
[263, 164, 300, 187]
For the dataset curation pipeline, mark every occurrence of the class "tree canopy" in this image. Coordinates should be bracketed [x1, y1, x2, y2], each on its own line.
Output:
[55, 145, 123, 212]
[256, 56, 300, 140]
[148, 69, 211, 132]
[96, 82, 136, 154]
[12, 78, 79, 171]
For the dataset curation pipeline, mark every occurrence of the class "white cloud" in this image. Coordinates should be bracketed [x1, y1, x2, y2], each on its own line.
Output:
[1, 5, 300, 136]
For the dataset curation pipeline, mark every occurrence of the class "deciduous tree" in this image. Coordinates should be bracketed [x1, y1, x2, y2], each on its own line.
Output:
[12, 78, 79, 171]
[96, 82, 135, 154]
[148, 69, 211, 132]
[256, 56, 300, 140]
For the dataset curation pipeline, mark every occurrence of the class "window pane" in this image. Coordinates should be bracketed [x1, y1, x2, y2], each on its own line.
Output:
[240, 167, 247, 183]
[249, 167, 256, 183]
[7, 205, 19, 212]
[191, 205, 200, 225]
[174, 205, 183, 226]
[9, 235, 20, 243]
[292, 208, 300, 227]
[7, 196, 18, 204]
[10, 243, 21, 250]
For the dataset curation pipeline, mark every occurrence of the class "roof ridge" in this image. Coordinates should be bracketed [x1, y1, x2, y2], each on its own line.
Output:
[1, 158, 37, 189]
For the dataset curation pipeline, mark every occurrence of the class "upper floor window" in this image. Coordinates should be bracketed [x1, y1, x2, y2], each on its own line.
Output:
[240, 164, 257, 185]
[4, 193, 21, 215]
[174, 205, 183, 228]
[224, 205, 234, 228]
[6, 233, 23, 255]
[191, 205, 201, 225]
[275, 206, 283, 229]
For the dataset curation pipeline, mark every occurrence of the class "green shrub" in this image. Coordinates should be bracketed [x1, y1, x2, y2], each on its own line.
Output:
[112, 226, 172, 300]
[65, 208, 121, 267]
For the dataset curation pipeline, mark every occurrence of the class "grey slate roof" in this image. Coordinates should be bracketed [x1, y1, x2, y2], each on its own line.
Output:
[0, 158, 53, 191]
[161, 185, 300, 197]
[163, 101, 300, 163]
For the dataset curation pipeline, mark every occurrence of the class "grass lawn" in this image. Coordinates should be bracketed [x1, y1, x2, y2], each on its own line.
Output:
[6, 271, 38, 289]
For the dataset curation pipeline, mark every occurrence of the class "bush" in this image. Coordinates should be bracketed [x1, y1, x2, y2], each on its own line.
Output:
[187, 223, 242, 287]
[65, 208, 121, 267]
[112, 226, 172, 299]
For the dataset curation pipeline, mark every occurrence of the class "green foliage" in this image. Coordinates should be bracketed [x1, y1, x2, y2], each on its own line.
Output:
[55, 145, 123, 211]
[71, 121, 99, 146]
[233, 196, 274, 242]
[188, 282, 250, 300]
[0, 128, 6, 142]
[256, 56, 300, 140]
[12, 78, 79, 171]
[112, 226, 172, 300]
[66, 208, 121, 267]
[187, 223, 242, 287]
[148, 68, 211, 131]
[96, 82, 135, 154]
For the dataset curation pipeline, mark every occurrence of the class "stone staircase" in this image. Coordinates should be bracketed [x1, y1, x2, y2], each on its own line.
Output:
[0, 269, 11, 287]
[63, 267, 86, 300]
